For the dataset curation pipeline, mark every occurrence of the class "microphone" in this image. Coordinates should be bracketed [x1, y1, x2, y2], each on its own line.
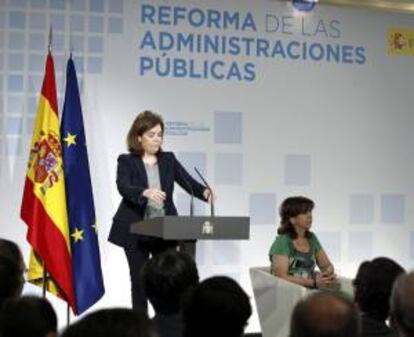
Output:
[194, 167, 214, 217]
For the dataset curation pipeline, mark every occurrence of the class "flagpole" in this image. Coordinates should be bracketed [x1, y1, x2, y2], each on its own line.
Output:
[66, 48, 72, 323]
[41, 25, 52, 299]
[66, 44, 73, 326]
[42, 260, 48, 298]
[67, 304, 71, 326]
[48, 24, 53, 52]
[69, 31, 74, 59]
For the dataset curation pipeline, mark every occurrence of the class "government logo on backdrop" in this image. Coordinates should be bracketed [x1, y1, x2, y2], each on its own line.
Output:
[388, 28, 414, 56]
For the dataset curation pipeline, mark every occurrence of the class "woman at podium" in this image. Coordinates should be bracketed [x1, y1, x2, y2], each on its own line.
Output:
[108, 110, 212, 310]
[269, 196, 337, 289]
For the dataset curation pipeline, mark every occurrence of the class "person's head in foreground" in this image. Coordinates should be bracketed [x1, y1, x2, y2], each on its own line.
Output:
[0, 238, 25, 307]
[390, 271, 414, 337]
[290, 291, 361, 337]
[0, 295, 57, 337]
[182, 276, 252, 337]
[141, 250, 199, 315]
[60, 308, 152, 337]
[353, 257, 405, 322]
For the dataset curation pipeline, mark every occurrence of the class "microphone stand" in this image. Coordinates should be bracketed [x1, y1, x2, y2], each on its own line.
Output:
[180, 174, 195, 259]
[181, 174, 194, 217]
[190, 189, 194, 217]
[194, 167, 214, 217]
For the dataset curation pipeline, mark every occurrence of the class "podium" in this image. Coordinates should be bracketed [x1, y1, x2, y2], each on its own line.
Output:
[130, 216, 250, 240]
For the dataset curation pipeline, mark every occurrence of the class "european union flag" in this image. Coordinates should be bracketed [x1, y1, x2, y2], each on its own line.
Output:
[61, 56, 105, 315]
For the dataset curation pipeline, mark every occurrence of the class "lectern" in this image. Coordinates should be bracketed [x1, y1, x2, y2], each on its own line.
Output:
[130, 216, 250, 240]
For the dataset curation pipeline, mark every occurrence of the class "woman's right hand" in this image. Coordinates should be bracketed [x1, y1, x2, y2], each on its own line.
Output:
[142, 188, 166, 206]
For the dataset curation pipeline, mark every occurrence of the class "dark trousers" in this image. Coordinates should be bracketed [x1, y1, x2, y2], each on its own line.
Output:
[124, 239, 197, 311]
[178, 240, 196, 260]
[124, 239, 177, 311]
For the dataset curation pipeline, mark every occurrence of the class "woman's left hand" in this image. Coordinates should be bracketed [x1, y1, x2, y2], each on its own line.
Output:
[203, 188, 216, 204]
[315, 272, 337, 288]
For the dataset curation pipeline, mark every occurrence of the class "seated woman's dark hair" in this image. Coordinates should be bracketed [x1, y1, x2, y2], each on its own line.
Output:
[277, 196, 314, 239]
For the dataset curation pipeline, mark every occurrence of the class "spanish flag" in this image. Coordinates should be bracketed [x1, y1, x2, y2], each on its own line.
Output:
[21, 52, 75, 311]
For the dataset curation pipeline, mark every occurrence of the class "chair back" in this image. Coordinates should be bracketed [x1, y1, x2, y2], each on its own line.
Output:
[249, 267, 354, 337]
[249, 266, 312, 337]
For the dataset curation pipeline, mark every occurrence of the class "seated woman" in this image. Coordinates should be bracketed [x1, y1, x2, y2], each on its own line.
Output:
[269, 196, 336, 289]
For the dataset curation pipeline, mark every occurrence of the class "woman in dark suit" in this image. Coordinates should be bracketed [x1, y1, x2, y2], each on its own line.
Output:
[108, 110, 212, 310]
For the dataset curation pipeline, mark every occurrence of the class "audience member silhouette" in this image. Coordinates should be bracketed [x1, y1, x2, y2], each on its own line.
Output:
[290, 291, 361, 337]
[0, 238, 25, 309]
[141, 250, 199, 337]
[354, 257, 405, 337]
[0, 295, 57, 337]
[60, 308, 152, 337]
[182, 276, 252, 337]
[390, 272, 414, 337]
[0, 238, 24, 262]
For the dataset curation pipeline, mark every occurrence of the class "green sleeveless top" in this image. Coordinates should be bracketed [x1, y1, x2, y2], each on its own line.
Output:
[268, 233, 322, 279]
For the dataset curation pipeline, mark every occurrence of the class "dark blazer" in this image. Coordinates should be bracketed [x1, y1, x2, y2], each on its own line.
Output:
[108, 152, 207, 248]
